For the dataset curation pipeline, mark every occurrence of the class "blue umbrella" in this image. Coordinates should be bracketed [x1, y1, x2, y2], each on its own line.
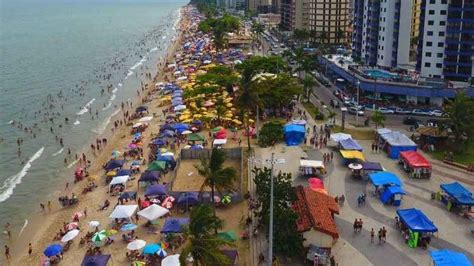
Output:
[105, 159, 124, 171]
[143, 243, 161, 255]
[120, 223, 138, 231]
[131, 160, 141, 166]
[151, 139, 165, 146]
[44, 244, 63, 257]
[133, 133, 142, 139]
[116, 169, 132, 176]
[172, 123, 189, 131]
[145, 184, 168, 196]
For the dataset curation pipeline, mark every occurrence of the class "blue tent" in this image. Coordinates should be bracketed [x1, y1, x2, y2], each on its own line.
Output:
[396, 208, 438, 233]
[362, 161, 384, 171]
[139, 171, 160, 182]
[160, 218, 189, 233]
[380, 186, 406, 205]
[380, 131, 417, 159]
[284, 124, 305, 146]
[145, 184, 168, 196]
[369, 171, 402, 187]
[151, 139, 165, 146]
[177, 192, 199, 206]
[430, 250, 472, 266]
[116, 169, 131, 177]
[81, 254, 111, 266]
[339, 138, 363, 151]
[119, 191, 137, 200]
[105, 159, 124, 171]
[440, 182, 474, 206]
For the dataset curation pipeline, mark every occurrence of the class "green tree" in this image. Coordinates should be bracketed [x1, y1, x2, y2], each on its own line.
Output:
[444, 92, 474, 148]
[327, 109, 337, 125]
[196, 65, 239, 92]
[301, 74, 317, 100]
[195, 148, 237, 211]
[251, 21, 265, 46]
[371, 110, 386, 129]
[198, 14, 240, 51]
[258, 121, 284, 147]
[180, 204, 234, 266]
[293, 28, 310, 45]
[253, 167, 304, 257]
[253, 73, 302, 112]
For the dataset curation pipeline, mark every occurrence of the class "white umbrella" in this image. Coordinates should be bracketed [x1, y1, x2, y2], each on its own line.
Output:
[162, 254, 181, 266]
[174, 105, 186, 111]
[174, 70, 181, 75]
[127, 239, 146, 250]
[176, 76, 187, 81]
[348, 163, 363, 170]
[88, 221, 100, 228]
[203, 60, 211, 64]
[181, 130, 192, 135]
[139, 116, 153, 123]
[61, 229, 80, 242]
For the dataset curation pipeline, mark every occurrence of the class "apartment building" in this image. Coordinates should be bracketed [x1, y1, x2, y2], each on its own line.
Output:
[352, 0, 413, 68]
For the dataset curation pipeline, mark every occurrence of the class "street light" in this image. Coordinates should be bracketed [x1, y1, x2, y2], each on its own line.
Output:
[356, 80, 360, 125]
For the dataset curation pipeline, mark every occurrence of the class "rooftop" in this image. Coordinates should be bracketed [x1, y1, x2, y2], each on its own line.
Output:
[293, 185, 339, 238]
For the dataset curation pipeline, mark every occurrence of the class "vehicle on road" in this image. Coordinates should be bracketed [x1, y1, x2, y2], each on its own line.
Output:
[429, 110, 444, 117]
[348, 106, 364, 116]
[330, 99, 340, 108]
[395, 107, 411, 115]
[412, 109, 431, 116]
[403, 116, 421, 126]
[377, 107, 395, 114]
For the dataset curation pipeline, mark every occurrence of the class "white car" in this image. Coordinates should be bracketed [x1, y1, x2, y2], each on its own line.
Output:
[412, 109, 431, 116]
[430, 110, 444, 117]
[378, 107, 395, 114]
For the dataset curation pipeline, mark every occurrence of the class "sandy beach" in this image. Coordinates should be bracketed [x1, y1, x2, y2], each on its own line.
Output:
[7, 6, 252, 265]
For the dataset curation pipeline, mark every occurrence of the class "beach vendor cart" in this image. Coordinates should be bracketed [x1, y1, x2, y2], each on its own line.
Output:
[399, 151, 431, 179]
[396, 208, 437, 249]
[348, 163, 363, 179]
[299, 159, 326, 178]
[436, 182, 474, 217]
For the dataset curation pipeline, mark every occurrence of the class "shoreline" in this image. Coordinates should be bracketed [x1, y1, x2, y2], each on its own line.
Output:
[6, 7, 186, 265]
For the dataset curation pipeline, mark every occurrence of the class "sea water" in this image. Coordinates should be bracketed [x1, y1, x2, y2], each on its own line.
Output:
[0, 0, 187, 241]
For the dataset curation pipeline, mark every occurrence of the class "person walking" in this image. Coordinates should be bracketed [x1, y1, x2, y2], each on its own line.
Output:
[370, 228, 375, 243]
[28, 243, 32, 256]
[382, 226, 387, 243]
[358, 219, 364, 232]
[4, 245, 10, 260]
[353, 219, 358, 233]
[378, 229, 383, 244]
[48, 201, 52, 212]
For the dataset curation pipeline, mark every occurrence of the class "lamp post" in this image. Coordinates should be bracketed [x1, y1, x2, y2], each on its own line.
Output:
[356, 80, 360, 125]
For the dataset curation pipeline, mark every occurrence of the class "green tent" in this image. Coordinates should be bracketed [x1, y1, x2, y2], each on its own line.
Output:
[217, 231, 237, 242]
[187, 133, 205, 142]
[147, 161, 167, 171]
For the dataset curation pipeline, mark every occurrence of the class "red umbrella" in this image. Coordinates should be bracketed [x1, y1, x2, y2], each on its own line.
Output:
[308, 178, 324, 190]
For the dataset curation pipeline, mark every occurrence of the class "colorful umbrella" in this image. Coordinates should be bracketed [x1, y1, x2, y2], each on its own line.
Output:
[308, 178, 324, 190]
[120, 223, 138, 231]
[111, 150, 121, 158]
[66, 222, 79, 231]
[44, 244, 62, 257]
[221, 195, 231, 204]
[157, 248, 168, 257]
[143, 243, 161, 255]
[61, 229, 80, 242]
[107, 229, 118, 236]
[91, 230, 107, 243]
[132, 262, 146, 266]
[127, 239, 146, 250]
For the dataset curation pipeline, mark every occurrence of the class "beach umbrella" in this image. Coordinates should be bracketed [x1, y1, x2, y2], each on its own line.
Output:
[151, 139, 165, 146]
[148, 161, 167, 171]
[143, 243, 161, 255]
[308, 178, 324, 190]
[145, 184, 168, 196]
[91, 230, 107, 243]
[88, 175, 98, 181]
[127, 239, 146, 250]
[105, 159, 124, 171]
[88, 221, 100, 228]
[132, 262, 146, 266]
[128, 143, 138, 149]
[157, 248, 168, 257]
[43, 244, 62, 257]
[221, 195, 232, 204]
[217, 231, 237, 242]
[71, 212, 83, 220]
[66, 222, 79, 231]
[136, 106, 148, 113]
[106, 170, 117, 177]
[120, 223, 138, 232]
[162, 254, 180, 266]
[61, 229, 80, 242]
[181, 130, 192, 135]
[111, 150, 121, 158]
[106, 229, 118, 236]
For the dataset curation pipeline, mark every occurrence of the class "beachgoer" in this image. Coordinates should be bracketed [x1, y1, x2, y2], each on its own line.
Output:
[65, 182, 69, 191]
[4, 223, 11, 239]
[40, 203, 45, 211]
[28, 243, 32, 256]
[370, 228, 375, 243]
[48, 201, 52, 212]
[4, 245, 10, 260]
[378, 229, 382, 244]
[382, 226, 387, 243]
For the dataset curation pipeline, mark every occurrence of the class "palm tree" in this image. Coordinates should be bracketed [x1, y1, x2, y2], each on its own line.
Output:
[371, 110, 386, 129]
[180, 204, 234, 266]
[301, 74, 317, 100]
[195, 148, 237, 210]
[327, 110, 337, 125]
[251, 22, 265, 47]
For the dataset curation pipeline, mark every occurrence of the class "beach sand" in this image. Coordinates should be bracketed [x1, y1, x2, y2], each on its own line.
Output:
[9, 7, 252, 266]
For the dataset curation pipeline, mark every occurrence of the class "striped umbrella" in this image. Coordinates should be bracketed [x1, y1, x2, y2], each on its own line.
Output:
[91, 230, 107, 243]
[157, 247, 168, 257]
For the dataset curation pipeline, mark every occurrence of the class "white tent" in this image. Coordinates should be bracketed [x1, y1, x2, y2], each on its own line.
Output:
[300, 159, 325, 169]
[137, 204, 170, 221]
[109, 175, 129, 190]
[109, 205, 138, 219]
[162, 254, 181, 266]
[139, 116, 153, 122]
[203, 60, 212, 64]
[213, 139, 227, 146]
[330, 133, 352, 142]
[161, 152, 175, 158]
[174, 105, 187, 111]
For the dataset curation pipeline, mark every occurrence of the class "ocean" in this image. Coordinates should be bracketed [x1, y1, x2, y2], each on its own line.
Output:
[0, 0, 187, 239]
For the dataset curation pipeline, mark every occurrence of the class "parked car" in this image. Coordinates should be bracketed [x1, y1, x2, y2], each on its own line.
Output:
[330, 99, 340, 108]
[378, 107, 395, 114]
[395, 107, 412, 115]
[403, 116, 421, 125]
[348, 106, 364, 116]
[364, 104, 375, 111]
[429, 110, 444, 117]
[411, 109, 431, 116]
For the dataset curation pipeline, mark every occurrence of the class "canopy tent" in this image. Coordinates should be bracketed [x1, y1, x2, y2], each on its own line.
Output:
[160, 218, 189, 233]
[116, 169, 132, 176]
[284, 124, 305, 146]
[380, 185, 406, 205]
[440, 182, 474, 206]
[109, 175, 129, 187]
[429, 250, 472, 266]
[187, 133, 205, 142]
[109, 205, 138, 219]
[369, 171, 402, 187]
[399, 151, 431, 168]
[380, 131, 417, 159]
[340, 150, 365, 161]
[376, 128, 392, 135]
[300, 160, 325, 169]
[330, 133, 352, 142]
[396, 208, 438, 233]
[145, 184, 168, 196]
[81, 254, 111, 266]
[362, 162, 384, 172]
[213, 139, 227, 146]
[119, 191, 137, 201]
[162, 254, 180, 266]
[139, 171, 160, 182]
[339, 138, 363, 151]
[177, 192, 199, 206]
[105, 159, 125, 171]
[137, 204, 170, 221]
[147, 161, 167, 172]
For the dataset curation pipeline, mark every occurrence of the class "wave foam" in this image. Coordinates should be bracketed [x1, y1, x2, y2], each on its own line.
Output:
[149, 47, 158, 53]
[73, 120, 80, 125]
[93, 109, 120, 135]
[52, 148, 64, 156]
[67, 159, 79, 169]
[76, 98, 96, 115]
[0, 147, 45, 202]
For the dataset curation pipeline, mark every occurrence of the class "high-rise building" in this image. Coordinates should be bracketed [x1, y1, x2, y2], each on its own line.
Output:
[352, 0, 413, 68]
[416, 0, 474, 81]
[281, 0, 350, 44]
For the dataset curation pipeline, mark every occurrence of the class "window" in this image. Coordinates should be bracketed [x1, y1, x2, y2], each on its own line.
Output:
[436, 63, 443, 68]
[427, 41, 433, 46]
[381, 55, 384, 59]
[438, 42, 444, 47]
[429, 0, 435, 3]
[428, 20, 434, 25]
[439, 31, 445, 36]
[429, 10, 435, 15]
[441, 0, 447, 4]
[428, 31, 433, 36]
[425, 62, 431, 67]
[437, 53, 443, 58]
[440, 21, 446, 26]
[440, 10, 446, 15]
[425, 52, 432, 57]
